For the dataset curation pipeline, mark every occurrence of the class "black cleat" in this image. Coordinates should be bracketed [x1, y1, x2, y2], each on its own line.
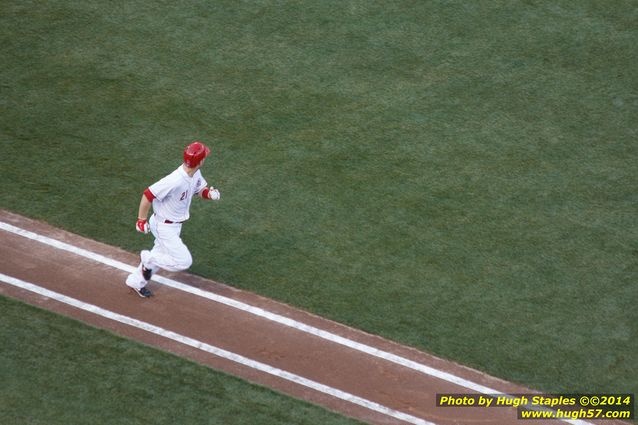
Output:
[133, 286, 153, 298]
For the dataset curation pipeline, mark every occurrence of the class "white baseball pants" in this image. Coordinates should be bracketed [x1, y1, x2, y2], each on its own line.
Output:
[125, 214, 193, 289]
[145, 214, 193, 272]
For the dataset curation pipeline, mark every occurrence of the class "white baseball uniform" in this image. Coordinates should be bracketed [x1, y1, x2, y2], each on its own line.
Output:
[125, 165, 207, 289]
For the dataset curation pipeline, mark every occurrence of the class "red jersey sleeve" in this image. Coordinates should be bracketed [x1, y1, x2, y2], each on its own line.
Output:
[143, 188, 156, 202]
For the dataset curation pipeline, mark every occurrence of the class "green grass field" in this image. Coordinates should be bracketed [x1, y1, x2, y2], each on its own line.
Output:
[1, 0, 637, 423]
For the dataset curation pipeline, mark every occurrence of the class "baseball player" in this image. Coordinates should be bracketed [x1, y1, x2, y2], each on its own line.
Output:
[125, 141, 220, 297]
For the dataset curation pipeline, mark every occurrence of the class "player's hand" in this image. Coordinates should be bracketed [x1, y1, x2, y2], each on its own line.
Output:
[205, 187, 220, 201]
[136, 218, 150, 234]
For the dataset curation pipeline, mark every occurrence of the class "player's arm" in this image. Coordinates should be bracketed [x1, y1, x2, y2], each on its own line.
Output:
[135, 189, 155, 233]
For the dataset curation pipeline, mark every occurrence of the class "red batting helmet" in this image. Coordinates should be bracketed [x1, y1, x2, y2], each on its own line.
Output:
[183, 141, 211, 168]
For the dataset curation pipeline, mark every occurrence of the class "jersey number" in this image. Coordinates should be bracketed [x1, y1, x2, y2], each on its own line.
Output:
[180, 191, 187, 201]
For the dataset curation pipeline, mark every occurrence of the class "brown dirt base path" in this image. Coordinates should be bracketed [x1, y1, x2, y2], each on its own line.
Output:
[0, 210, 629, 425]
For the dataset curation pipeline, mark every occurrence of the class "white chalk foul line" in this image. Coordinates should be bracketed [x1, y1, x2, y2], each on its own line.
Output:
[0, 273, 432, 425]
[0, 221, 594, 425]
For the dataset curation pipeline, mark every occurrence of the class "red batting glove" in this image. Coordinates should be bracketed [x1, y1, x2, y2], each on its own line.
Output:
[136, 218, 150, 234]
